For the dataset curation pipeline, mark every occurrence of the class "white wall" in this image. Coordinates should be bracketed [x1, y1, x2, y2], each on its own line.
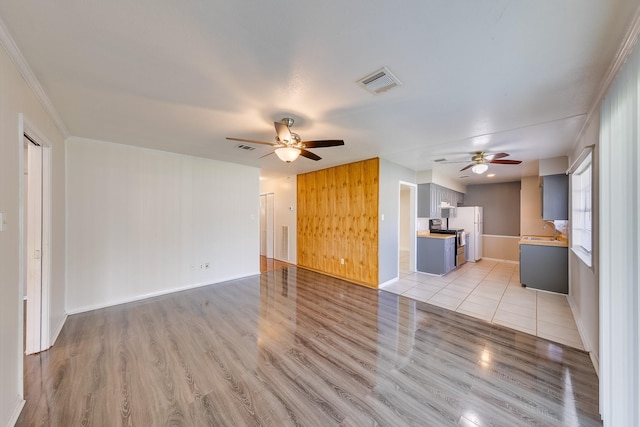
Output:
[416, 169, 467, 193]
[379, 159, 416, 283]
[65, 138, 260, 313]
[567, 114, 600, 369]
[0, 40, 66, 426]
[260, 175, 297, 264]
[539, 156, 568, 176]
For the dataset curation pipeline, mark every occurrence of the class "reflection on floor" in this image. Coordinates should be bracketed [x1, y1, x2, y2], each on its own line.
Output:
[383, 251, 584, 350]
[17, 267, 602, 426]
[260, 256, 294, 273]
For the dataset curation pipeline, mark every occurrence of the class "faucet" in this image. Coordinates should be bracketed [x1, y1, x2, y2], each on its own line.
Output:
[543, 221, 558, 240]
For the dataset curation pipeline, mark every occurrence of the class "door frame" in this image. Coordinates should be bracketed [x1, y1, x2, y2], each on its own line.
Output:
[259, 193, 275, 259]
[19, 114, 52, 355]
[398, 181, 417, 274]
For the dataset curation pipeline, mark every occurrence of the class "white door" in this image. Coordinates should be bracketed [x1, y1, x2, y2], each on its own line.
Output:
[260, 195, 266, 256]
[259, 194, 275, 258]
[25, 139, 42, 355]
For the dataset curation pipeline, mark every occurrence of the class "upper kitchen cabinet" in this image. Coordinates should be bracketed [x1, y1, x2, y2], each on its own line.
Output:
[418, 183, 464, 218]
[541, 174, 568, 220]
[417, 184, 433, 217]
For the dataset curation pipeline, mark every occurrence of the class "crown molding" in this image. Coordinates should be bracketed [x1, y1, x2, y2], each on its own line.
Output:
[0, 15, 69, 137]
[574, 4, 640, 147]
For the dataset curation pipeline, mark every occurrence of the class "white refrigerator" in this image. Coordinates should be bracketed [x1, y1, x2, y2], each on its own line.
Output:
[448, 206, 483, 262]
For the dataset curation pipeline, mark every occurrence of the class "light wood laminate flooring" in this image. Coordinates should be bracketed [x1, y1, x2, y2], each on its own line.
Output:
[18, 267, 601, 426]
[260, 256, 294, 273]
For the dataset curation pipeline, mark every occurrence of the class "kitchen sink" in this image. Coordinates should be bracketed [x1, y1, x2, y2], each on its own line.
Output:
[522, 236, 555, 241]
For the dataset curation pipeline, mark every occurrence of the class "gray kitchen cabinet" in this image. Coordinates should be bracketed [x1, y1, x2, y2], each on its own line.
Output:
[519, 244, 568, 293]
[418, 183, 441, 218]
[432, 186, 442, 217]
[417, 184, 431, 217]
[418, 183, 464, 218]
[417, 236, 456, 275]
[541, 174, 568, 220]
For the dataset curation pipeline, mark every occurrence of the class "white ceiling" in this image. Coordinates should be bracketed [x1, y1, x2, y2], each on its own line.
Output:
[1, 1, 638, 184]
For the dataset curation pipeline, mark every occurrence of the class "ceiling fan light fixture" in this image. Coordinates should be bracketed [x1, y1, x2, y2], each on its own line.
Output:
[471, 163, 489, 174]
[275, 147, 301, 163]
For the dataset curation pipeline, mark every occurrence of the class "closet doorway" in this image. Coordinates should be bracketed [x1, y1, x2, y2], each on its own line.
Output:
[22, 127, 52, 356]
[259, 193, 275, 271]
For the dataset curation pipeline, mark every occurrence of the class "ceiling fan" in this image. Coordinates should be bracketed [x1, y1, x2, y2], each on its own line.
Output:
[458, 151, 522, 174]
[226, 118, 344, 163]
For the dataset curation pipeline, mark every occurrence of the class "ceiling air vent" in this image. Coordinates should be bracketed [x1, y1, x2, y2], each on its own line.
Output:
[357, 66, 402, 94]
[236, 144, 256, 151]
[434, 158, 447, 163]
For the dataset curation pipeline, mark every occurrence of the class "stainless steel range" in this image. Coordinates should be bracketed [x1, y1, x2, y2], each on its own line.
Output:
[429, 219, 466, 267]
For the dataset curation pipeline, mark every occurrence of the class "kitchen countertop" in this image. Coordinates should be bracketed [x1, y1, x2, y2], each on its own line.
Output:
[417, 231, 456, 239]
[519, 235, 568, 248]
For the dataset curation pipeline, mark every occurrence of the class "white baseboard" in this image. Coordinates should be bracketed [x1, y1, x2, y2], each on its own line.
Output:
[7, 398, 25, 427]
[567, 295, 599, 376]
[378, 277, 399, 288]
[66, 272, 261, 315]
[50, 313, 68, 347]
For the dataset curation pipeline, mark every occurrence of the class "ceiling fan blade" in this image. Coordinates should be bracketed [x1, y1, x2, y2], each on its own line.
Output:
[226, 137, 275, 146]
[490, 159, 522, 165]
[274, 121, 292, 143]
[487, 152, 509, 160]
[300, 149, 321, 161]
[300, 139, 345, 148]
[460, 163, 475, 171]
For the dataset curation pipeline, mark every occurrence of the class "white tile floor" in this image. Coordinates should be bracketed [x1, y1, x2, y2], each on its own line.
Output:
[382, 251, 584, 350]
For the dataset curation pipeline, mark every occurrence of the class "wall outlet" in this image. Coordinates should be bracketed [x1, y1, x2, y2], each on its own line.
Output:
[340, 258, 345, 265]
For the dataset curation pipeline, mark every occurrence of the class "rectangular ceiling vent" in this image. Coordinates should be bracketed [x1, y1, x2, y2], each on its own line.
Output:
[434, 158, 447, 163]
[357, 66, 402, 94]
[236, 144, 256, 151]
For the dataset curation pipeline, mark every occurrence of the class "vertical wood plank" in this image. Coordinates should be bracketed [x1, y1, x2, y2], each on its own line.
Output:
[297, 158, 379, 287]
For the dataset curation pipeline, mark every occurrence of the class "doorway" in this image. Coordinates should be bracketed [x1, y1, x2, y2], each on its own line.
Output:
[399, 182, 417, 275]
[260, 193, 275, 271]
[21, 124, 51, 356]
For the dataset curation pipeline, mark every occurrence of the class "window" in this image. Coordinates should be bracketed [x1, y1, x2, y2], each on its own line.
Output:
[571, 152, 592, 266]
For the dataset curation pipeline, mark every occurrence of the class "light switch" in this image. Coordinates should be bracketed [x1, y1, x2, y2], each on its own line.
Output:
[0, 212, 5, 232]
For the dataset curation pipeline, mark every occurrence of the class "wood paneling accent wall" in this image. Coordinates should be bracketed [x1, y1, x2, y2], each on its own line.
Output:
[297, 158, 379, 287]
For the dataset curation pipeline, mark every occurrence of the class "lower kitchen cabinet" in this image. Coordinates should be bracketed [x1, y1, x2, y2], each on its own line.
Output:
[417, 236, 456, 275]
[519, 244, 568, 294]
